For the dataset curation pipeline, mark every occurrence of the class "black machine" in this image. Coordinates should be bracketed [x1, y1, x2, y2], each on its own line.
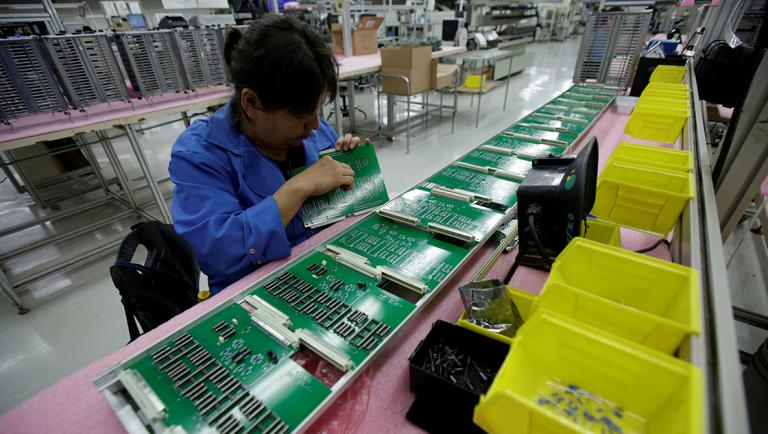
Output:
[506, 137, 598, 278]
[158, 16, 189, 29]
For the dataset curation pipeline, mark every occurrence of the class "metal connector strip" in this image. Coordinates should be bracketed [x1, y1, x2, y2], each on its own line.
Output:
[378, 266, 428, 294]
[427, 222, 476, 242]
[296, 329, 353, 371]
[431, 187, 472, 202]
[377, 208, 420, 226]
[479, 144, 514, 155]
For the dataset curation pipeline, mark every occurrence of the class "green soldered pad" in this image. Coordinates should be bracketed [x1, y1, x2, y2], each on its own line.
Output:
[460, 148, 533, 180]
[378, 187, 505, 242]
[290, 143, 388, 228]
[425, 165, 519, 208]
[327, 214, 472, 291]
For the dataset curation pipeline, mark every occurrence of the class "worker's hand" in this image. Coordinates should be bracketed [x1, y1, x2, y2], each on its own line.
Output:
[294, 156, 355, 196]
[335, 134, 370, 151]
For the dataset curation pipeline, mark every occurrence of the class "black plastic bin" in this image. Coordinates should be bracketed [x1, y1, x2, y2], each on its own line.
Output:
[407, 320, 510, 433]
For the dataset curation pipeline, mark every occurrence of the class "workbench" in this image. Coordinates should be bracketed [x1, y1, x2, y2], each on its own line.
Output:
[0, 87, 231, 314]
[0, 68, 748, 433]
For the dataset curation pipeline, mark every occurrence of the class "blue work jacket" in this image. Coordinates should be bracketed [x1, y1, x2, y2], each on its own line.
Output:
[169, 103, 337, 294]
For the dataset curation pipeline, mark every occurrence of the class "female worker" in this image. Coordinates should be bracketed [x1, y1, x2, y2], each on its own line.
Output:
[169, 16, 362, 294]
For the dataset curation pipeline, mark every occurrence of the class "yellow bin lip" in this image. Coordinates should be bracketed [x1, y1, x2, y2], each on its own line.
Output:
[551, 237, 701, 334]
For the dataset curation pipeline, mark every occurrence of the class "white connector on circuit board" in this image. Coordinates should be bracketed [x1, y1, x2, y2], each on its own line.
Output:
[427, 222, 476, 243]
[431, 187, 472, 202]
[117, 369, 166, 422]
[453, 161, 489, 173]
[377, 208, 420, 226]
[326, 244, 380, 279]
[250, 310, 299, 349]
[479, 145, 514, 155]
[296, 329, 353, 371]
[378, 266, 428, 294]
[517, 122, 573, 135]
[243, 295, 292, 327]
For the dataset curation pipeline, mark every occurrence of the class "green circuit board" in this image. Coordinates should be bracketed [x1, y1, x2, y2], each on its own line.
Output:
[505, 124, 579, 147]
[95, 84, 611, 434]
[459, 149, 533, 181]
[327, 214, 473, 292]
[290, 143, 389, 228]
[424, 165, 520, 208]
[124, 303, 330, 434]
[571, 84, 619, 96]
[482, 135, 566, 160]
[521, 113, 591, 135]
[378, 187, 506, 242]
[248, 250, 415, 364]
[535, 104, 599, 121]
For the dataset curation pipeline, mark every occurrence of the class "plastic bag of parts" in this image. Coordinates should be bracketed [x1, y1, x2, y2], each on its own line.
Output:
[459, 279, 524, 338]
[293, 349, 373, 433]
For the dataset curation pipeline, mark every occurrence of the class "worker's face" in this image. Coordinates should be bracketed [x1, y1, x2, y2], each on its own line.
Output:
[241, 89, 323, 149]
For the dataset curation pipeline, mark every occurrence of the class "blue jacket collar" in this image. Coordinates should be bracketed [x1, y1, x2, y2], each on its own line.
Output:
[204, 102, 256, 156]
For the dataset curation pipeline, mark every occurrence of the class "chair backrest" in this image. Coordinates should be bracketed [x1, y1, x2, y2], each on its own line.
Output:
[110, 221, 200, 341]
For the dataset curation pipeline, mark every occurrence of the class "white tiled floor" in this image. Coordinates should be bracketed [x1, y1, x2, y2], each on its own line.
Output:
[0, 38, 584, 414]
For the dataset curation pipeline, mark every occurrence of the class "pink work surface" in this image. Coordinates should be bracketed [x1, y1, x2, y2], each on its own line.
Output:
[0, 86, 232, 147]
[0, 107, 673, 434]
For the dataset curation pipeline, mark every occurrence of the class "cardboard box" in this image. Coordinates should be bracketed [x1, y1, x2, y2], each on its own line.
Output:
[331, 16, 384, 56]
[380, 45, 432, 95]
[431, 60, 458, 89]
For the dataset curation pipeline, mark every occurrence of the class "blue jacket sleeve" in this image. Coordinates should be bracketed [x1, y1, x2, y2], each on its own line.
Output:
[169, 149, 291, 286]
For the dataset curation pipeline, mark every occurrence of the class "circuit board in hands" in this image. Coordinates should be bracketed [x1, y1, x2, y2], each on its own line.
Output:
[290, 143, 388, 228]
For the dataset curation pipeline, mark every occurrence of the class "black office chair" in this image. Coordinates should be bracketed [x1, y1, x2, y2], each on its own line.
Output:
[110, 221, 200, 342]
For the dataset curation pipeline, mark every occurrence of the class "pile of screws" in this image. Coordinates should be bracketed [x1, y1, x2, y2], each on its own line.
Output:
[536, 381, 627, 434]
[421, 342, 495, 393]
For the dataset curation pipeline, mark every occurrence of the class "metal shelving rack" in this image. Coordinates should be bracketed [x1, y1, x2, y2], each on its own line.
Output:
[574, 10, 651, 89]
[113, 30, 186, 99]
[174, 28, 228, 90]
[0, 37, 67, 122]
[41, 33, 130, 110]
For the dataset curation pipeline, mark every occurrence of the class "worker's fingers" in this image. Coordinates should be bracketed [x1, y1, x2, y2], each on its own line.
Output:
[348, 136, 361, 150]
[364, 137, 371, 144]
[339, 166, 355, 177]
[340, 175, 355, 186]
[335, 133, 354, 151]
[334, 160, 352, 170]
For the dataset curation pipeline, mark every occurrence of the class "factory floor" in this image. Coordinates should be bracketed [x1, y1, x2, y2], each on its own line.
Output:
[0, 36, 763, 417]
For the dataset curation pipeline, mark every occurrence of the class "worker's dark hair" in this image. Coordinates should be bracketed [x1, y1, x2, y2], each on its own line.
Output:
[224, 16, 337, 122]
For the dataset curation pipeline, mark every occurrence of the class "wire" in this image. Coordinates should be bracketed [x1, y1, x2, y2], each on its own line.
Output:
[0, 177, 6, 184]
[635, 238, 671, 254]
[529, 213, 553, 268]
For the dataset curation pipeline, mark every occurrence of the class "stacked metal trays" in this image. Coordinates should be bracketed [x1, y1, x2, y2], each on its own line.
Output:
[41, 33, 130, 109]
[113, 30, 186, 98]
[0, 37, 67, 121]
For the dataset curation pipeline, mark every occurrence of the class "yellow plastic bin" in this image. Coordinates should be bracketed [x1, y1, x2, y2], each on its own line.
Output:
[649, 65, 687, 83]
[624, 104, 689, 144]
[582, 218, 621, 247]
[607, 142, 693, 173]
[592, 161, 694, 235]
[644, 82, 689, 92]
[534, 237, 700, 354]
[464, 74, 486, 89]
[457, 286, 536, 345]
[474, 311, 703, 434]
